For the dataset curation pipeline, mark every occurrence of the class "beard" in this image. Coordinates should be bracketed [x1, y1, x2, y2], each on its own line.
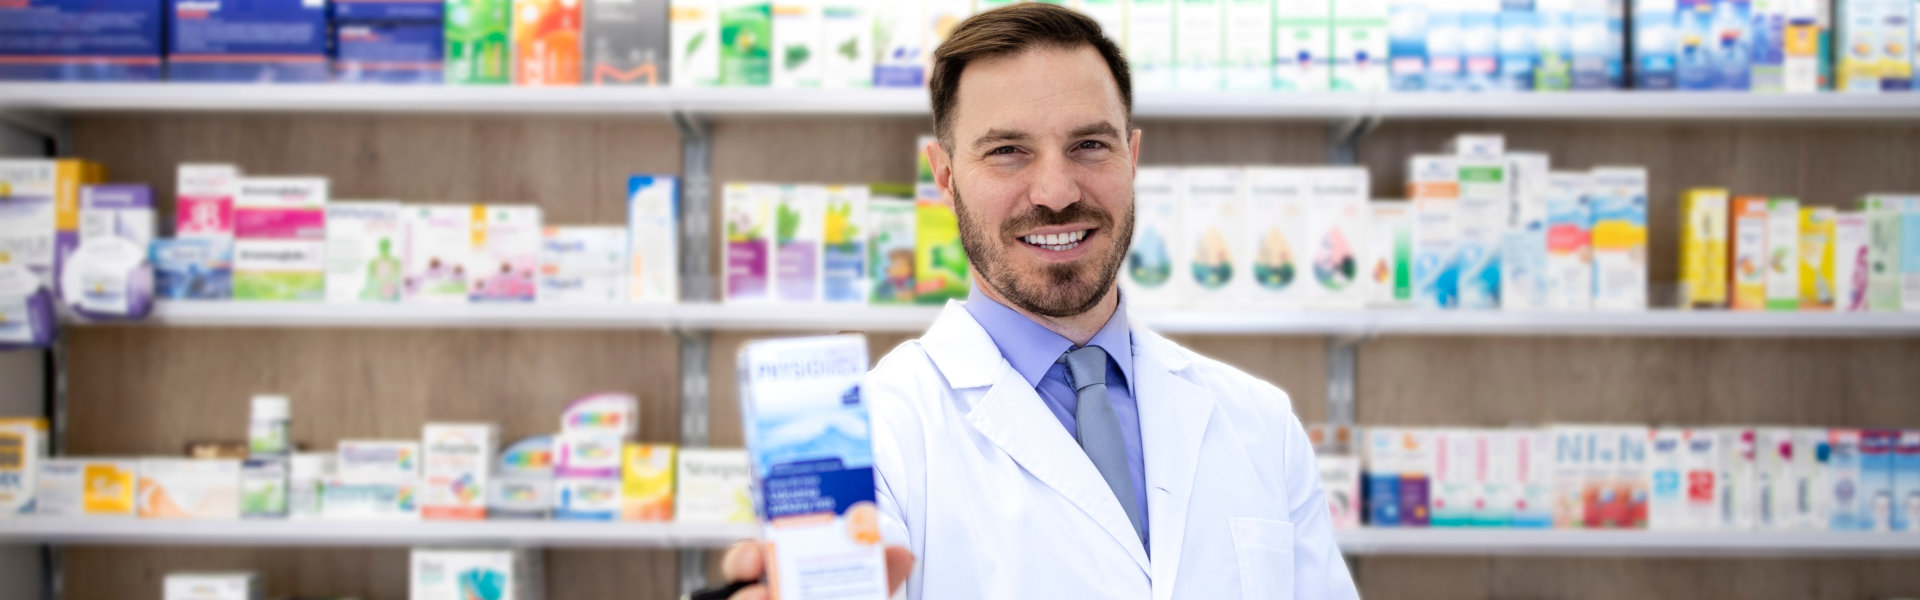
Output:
[952, 179, 1135, 319]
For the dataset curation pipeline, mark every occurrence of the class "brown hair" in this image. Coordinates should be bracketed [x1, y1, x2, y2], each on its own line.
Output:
[928, 3, 1133, 152]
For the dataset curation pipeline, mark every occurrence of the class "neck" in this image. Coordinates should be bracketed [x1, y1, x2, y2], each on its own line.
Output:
[974, 275, 1120, 347]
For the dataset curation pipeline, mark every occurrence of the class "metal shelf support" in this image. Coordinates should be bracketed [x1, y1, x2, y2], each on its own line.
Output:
[674, 109, 719, 597]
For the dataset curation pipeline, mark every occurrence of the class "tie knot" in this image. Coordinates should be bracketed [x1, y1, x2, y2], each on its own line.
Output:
[1058, 345, 1108, 391]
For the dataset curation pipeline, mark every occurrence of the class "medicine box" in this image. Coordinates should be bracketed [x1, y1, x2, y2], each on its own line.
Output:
[675, 447, 752, 524]
[1498, 0, 1539, 90]
[1500, 152, 1550, 311]
[1183, 167, 1249, 304]
[332, 0, 442, 20]
[724, 183, 774, 302]
[1451, 137, 1509, 310]
[1461, 0, 1502, 90]
[1896, 429, 1920, 532]
[1543, 172, 1591, 311]
[153, 238, 234, 300]
[176, 164, 239, 241]
[1128, 0, 1176, 88]
[719, 0, 772, 85]
[1793, 427, 1830, 529]
[555, 431, 624, 479]
[79, 184, 155, 250]
[1332, 0, 1390, 91]
[1305, 167, 1371, 309]
[774, 184, 825, 303]
[770, 0, 822, 88]
[0, 0, 164, 81]
[817, 1, 874, 89]
[488, 475, 554, 520]
[1763, 197, 1803, 310]
[467, 205, 542, 303]
[36, 457, 137, 517]
[1860, 429, 1897, 531]
[1, 159, 99, 293]
[1713, 0, 1754, 90]
[446, 0, 511, 83]
[1478, 430, 1518, 527]
[622, 443, 675, 521]
[409, 549, 539, 600]
[1800, 206, 1837, 310]
[1828, 428, 1863, 530]
[560, 392, 638, 436]
[538, 226, 628, 303]
[1389, 0, 1430, 90]
[239, 457, 288, 519]
[1241, 167, 1310, 310]
[1731, 197, 1771, 310]
[822, 184, 870, 303]
[1716, 427, 1757, 530]
[1755, 427, 1790, 528]
[336, 439, 421, 481]
[404, 205, 473, 303]
[325, 201, 404, 303]
[586, 0, 669, 84]
[1367, 201, 1414, 307]
[423, 423, 497, 520]
[137, 458, 240, 520]
[1589, 168, 1648, 311]
[167, 0, 329, 82]
[323, 478, 420, 520]
[1636, 0, 1679, 89]
[1399, 428, 1434, 527]
[1781, 0, 1820, 92]
[670, 0, 720, 87]
[738, 334, 888, 600]
[626, 175, 680, 304]
[555, 476, 621, 520]
[1679, 188, 1730, 308]
[871, 0, 924, 87]
[1551, 426, 1588, 527]
[1514, 429, 1554, 528]
[243, 397, 285, 458]
[1570, 0, 1610, 88]
[1616, 426, 1650, 528]
[1681, 429, 1719, 530]
[1752, 0, 1787, 91]
[1648, 428, 1686, 530]
[867, 187, 916, 304]
[1364, 428, 1403, 526]
[512, 0, 581, 85]
[1431, 429, 1478, 527]
[1582, 427, 1618, 528]
[1424, 0, 1464, 90]
[288, 452, 332, 520]
[233, 177, 328, 302]
[1275, 0, 1333, 91]
[335, 22, 446, 84]
[1224, 0, 1275, 91]
[164, 572, 262, 600]
[1410, 155, 1461, 309]
[1174, 0, 1224, 90]
[913, 180, 970, 304]
[1834, 211, 1872, 312]
[1321, 454, 1363, 529]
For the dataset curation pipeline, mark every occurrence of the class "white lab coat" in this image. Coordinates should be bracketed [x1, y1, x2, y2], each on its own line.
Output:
[868, 302, 1359, 600]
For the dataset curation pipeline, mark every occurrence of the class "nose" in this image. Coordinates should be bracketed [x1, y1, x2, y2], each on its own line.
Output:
[1027, 152, 1080, 212]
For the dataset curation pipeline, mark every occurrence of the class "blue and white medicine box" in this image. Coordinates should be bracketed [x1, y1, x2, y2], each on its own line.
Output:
[0, 0, 164, 80]
[334, 22, 442, 83]
[167, 0, 330, 82]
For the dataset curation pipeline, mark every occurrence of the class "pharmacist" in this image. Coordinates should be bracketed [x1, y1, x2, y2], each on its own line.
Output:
[719, 4, 1357, 599]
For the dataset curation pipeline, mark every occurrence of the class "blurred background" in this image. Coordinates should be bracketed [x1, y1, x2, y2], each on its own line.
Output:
[3, 0, 1920, 598]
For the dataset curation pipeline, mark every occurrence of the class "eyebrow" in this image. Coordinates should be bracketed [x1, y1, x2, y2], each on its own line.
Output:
[970, 122, 1124, 151]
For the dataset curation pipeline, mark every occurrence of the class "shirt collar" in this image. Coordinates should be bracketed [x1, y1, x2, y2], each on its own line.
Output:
[961, 282, 1134, 391]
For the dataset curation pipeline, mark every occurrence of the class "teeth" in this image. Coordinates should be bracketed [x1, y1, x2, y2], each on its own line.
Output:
[1023, 230, 1088, 248]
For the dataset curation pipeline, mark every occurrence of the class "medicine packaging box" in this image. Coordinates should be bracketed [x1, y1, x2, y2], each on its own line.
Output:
[1679, 188, 1730, 308]
[325, 202, 404, 303]
[164, 572, 262, 600]
[671, 0, 722, 87]
[410, 549, 542, 600]
[1589, 168, 1648, 311]
[1833, 211, 1872, 312]
[232, 177, 328, 302]
[1305, 167, 1370, 309]
[423, 423, 498, 520]
[0, 418, 48, 517]
[868, 189, 918, 305]
[822, 184, 871, 303]
[1182, 167, 1249, 305]
[1240, 167, 1311, 310]
[239, 457, 288, 518]
[446, 0, 512, 83]
[1450, 135, 1510, 310]
[137, 458, 241, 520]
[538, 226, 629, 304]
[1543, 172, 1592, 311]
[628, 174, 680, 304]
[404, 205, 474, 303]
[1800, 206, 1837, 310]
[1367, 201, 1414, 307]
[1410, 155, 1461, 309]
[774, 184, 825, 303]
[675, 447, 753, 524]
[555, 476, 622, 520]
[336, 439, 421, 482]
[1764, 197, 1803, 310]
[622, 443, 676, 521]
[585, 0, 670, 85]
[166, 0, 329, 82]
[467, 205, 542, 303]
[723, 183, 774, 302]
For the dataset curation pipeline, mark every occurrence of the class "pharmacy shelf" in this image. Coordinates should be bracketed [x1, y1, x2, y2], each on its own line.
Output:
[7, 84, 1920, 120]
[6, 520, 1917, 557]
[78, 302, 1920, 338]
[1335, 528, 1920, 558]
[0, 518, 753, 548]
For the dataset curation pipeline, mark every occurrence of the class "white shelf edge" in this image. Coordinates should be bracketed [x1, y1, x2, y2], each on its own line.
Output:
[1334, 528, 1920, 558]
[0, 518, 754, 548]
[74, 302, 1920, 338]
[6, 84, 1920, 120]
[7, 520, 1918, 557]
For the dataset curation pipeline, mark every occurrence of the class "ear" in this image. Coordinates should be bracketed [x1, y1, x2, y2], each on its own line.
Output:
[1128, 128, 1143, 176]
[926, 138, 956, 208]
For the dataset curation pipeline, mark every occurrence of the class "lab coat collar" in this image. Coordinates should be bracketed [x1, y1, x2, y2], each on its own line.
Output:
[922, 301, 1217, 593]
[924, 301, 1153, 575]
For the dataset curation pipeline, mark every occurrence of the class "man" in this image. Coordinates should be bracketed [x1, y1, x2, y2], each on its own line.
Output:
[722, 4, 1356, 598]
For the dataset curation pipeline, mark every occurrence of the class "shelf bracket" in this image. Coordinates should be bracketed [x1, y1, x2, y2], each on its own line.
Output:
[1326, 116, 1380, 166]
[1325, 333, 1368, 427]
[674, 108, 718, 596]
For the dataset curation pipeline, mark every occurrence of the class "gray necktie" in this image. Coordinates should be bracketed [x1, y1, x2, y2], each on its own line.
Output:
[1060, 345, 1145, 543]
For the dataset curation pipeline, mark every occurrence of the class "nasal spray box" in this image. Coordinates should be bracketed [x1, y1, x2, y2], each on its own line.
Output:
[1447, 134, 1509, 310]
[1501, 152, 1550, 311]
[1410, 155, 1462, 309]
[1333, 0, 1390, 91]
[1860, 429, 1898, 531]
[1636, 0, 1679, 89]
[1544, 172, 1592, 310]
[1364, 428, 1404, 526]
[1895, 429, 1920, 532]
[627, 174, 679, 304]
[738, 335, 889, 600]
[1367, 201, 1413, 307]
[1589, 168, 1648, 311]
[1275, 0, 1333, 91]
[1389, 0, 1430, 90]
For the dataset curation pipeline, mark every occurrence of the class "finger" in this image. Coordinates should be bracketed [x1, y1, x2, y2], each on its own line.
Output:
[883, 545, 915, 593]
[721, 541, 764, 582]
[727, 584, 769, 600]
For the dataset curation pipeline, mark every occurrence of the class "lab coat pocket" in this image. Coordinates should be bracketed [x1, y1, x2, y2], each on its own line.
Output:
[1229, 517, 1295, 600]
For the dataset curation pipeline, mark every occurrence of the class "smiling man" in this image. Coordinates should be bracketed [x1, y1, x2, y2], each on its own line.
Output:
[720, 4, 1356, 599]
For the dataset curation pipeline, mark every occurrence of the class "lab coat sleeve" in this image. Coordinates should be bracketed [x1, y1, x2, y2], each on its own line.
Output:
[1277, 393, 1360, 599]
[867, 346, 929, 600]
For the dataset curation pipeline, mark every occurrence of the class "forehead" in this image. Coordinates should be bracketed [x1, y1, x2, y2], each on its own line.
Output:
[949, 44, 1128, 139]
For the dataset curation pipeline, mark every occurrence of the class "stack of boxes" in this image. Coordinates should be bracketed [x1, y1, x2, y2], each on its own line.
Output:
[553, 393, 637, 520]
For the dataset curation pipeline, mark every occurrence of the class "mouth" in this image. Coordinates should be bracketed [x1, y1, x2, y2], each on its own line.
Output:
[1019, 228, 1093, 252]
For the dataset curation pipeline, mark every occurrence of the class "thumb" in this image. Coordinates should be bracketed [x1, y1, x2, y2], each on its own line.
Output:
[883, 545, 915, 594]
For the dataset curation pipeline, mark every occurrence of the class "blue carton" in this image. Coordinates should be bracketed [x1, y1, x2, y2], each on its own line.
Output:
[152, 237, 233, 300]
[330, 0, 439, 21]
[167, 0, 330, 82]
[1498, 0, 1538, 90]
[1633, 0, 1677, 89]
[0, 0, 164, 80]
[334, 21, 443, 83]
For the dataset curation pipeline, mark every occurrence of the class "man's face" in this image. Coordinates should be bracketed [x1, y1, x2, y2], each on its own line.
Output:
[929, 45, 1141, 319]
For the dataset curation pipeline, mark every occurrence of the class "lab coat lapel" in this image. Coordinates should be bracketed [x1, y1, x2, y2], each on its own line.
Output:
[922, 302, 1152, 576]
[1131, 326, 1214, 600]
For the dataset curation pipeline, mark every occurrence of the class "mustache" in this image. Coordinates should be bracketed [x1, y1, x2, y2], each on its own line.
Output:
[999, 202, 1115, 238]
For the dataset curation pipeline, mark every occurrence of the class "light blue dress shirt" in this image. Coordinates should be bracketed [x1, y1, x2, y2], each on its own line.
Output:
[962, 284, 1150, 553]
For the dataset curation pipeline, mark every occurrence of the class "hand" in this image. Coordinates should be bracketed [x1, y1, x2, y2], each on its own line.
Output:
[720, 541, 915, 600]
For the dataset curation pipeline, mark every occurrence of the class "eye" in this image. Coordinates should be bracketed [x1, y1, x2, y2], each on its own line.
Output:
[988, 146, 1020, 156]
[1075, 140, 1109, 151]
